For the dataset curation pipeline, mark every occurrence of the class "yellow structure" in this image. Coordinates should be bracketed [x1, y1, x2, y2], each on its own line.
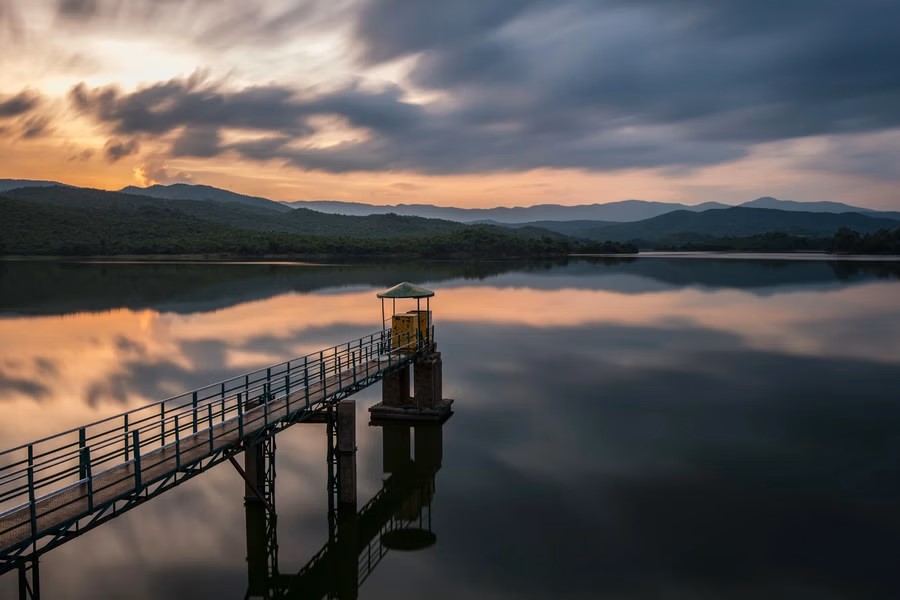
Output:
[377, 282, 435, 353]
[391, 313, 419, 351]
[406, 310, 431, 342]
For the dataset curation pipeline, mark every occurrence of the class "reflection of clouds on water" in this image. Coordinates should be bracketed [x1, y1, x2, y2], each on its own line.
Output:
[0, 371, 51, 401]
[0, 260, 899, 598]
[2, 268, 900, 444]
[433, 322, 900, 599]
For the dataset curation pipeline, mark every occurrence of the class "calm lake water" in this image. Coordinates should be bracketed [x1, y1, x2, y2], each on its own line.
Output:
[1, 257, 899, 599]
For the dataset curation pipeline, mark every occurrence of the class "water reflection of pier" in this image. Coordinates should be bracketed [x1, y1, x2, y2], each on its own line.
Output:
[245, 421, 448, 600]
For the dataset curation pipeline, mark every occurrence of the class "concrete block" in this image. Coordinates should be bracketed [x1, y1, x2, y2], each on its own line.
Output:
[382, 365, 410, 407]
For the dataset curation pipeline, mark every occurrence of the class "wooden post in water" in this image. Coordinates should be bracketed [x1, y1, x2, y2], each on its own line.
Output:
[336, 400, 357, 511]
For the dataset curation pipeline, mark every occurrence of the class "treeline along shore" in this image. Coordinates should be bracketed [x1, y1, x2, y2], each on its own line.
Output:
[653, 227, 900, 254]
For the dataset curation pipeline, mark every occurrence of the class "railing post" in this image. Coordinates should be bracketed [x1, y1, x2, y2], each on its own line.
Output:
[27, 445, 37, 538]
[175, 414, 181, 471]
[192, 391, 199, 434]
[305, 367, 310, 409]
[285, 373, 291, 415]
[264, 385, 270, 429]
[123, 413, 129, 461]
[237, 393, 244, 439]
[82, 446, 94, 513]
[132, 430, 142, 492]
[160, 403, 166, 446]
[221, 396, 226, 423]
[208, 404, 214, 453]
[78, 427, 87, 480]
[352, 351, 357, 385]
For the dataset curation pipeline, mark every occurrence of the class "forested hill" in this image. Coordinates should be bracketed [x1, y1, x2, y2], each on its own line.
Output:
[0, 187, 632, 257]
[583, 206, 900, 243]
[120, 183, 291, 213]
[4, 186, 475, 239]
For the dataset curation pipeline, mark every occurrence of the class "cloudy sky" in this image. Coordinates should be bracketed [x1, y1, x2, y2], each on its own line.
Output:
[1, 0, 899, 208]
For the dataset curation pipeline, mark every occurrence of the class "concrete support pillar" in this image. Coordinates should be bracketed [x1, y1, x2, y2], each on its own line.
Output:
[243, 440, 265, 498]
[244, 440, 268, 599]
[413, 352, 442, 409]
[382, 365, 410, 407]
[382, 424, 411, 474]
[336, 400, 357, 511]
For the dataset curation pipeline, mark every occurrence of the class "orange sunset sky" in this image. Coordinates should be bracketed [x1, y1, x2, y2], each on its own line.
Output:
[1, 1, 899, 209]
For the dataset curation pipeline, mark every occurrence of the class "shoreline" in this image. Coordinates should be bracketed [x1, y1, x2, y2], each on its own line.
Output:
[2, 250, 899, 264]
[572, 251, 900, 261]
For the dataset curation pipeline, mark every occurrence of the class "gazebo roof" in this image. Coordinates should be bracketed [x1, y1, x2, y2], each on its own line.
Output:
[376, 282, 435, 299]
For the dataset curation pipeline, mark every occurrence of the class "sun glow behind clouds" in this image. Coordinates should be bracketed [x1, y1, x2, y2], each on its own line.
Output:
[2, 0, 900, 207]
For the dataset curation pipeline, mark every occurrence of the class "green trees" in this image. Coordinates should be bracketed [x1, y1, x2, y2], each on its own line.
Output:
[830, 227, 900, 254]
[0, 195, 635, 258]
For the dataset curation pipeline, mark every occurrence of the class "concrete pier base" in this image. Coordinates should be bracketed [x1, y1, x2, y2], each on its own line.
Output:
[369, 398, 453, 423]
[372, 352, 451, 422]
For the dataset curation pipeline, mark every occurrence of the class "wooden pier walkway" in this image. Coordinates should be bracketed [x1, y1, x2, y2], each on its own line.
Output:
[0, 328, 426, 573]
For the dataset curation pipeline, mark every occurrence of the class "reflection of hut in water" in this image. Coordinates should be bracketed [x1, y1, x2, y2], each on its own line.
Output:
[377, 282, 435, 353]
[379, 423, 443, 552]
[245, 421, 449, 599]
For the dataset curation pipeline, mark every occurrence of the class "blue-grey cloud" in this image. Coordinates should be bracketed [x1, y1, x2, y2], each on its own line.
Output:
[66, 0, 900, 176]
[0, 89, 42, 118]
[103, 137, 140, 162]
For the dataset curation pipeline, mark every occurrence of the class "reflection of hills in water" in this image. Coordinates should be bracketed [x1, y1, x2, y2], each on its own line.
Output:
[0, 261, 535, 316]
[1, 258, 898, 316]
[490, 257, 900, 295]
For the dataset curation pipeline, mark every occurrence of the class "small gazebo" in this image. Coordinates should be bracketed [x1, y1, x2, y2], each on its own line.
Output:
[377, 282, 435, 352]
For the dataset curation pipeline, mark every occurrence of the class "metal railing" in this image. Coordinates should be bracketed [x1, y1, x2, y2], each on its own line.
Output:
[0, 325, 433, 558]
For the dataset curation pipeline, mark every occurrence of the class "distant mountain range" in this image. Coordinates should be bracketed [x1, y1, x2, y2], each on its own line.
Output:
[0, 179, 71, 193]
[282, 199, 732, 223]
[1, 179, 899, 251]
[282, 195, 900, 223]
[581, 207, 900, 243]
[3, 179, 896, 223]
[741, 196, 886, 214]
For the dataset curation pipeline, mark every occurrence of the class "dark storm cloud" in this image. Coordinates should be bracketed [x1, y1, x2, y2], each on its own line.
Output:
[69, 73, 315, 136]
[171, 126, 221, 158]
[0, 89, 42, 118]
[68, 0, 900, 174]
[103, 137, 140, 162]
